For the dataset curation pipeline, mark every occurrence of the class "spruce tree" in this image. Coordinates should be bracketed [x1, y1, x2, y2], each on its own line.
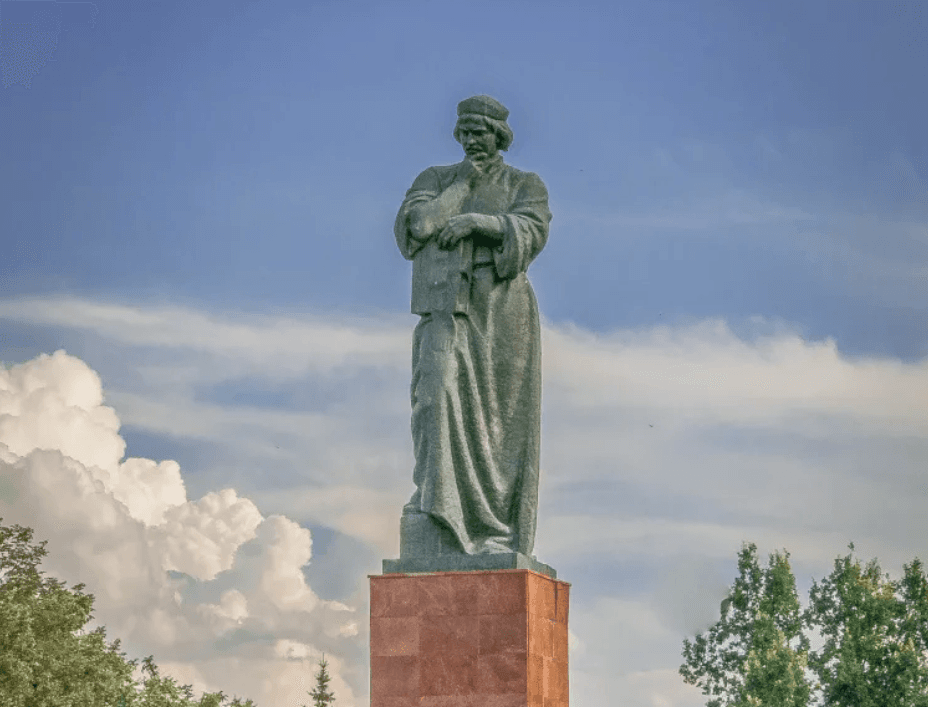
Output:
[307, 654, 335, 707]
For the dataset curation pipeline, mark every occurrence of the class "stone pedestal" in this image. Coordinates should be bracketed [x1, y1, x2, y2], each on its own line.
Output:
[370, 569, 570, 706]
[383, 512, 557, 578]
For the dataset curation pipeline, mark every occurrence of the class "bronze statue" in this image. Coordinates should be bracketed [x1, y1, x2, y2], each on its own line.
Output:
[394, 95, 552, 560]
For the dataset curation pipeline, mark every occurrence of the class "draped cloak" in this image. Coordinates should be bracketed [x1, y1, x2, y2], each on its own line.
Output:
[394, 156, 551, 556]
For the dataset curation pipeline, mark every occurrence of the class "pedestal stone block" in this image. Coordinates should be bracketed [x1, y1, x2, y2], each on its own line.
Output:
[370, 569, 570, 707]
[386, 511, 556, 578]
[383, 552, 557, 578]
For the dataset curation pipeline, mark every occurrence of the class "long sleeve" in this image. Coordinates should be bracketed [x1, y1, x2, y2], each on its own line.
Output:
[397, 165, 475, 315]
[493, 172, 552, 280]
[395, 168, 441, 261]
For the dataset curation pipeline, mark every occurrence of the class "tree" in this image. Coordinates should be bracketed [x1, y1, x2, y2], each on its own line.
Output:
[0, 519, 138, 706]
[133, 655, 257, 707]
[305, 654, 336, 707]
[736, 609, 810, 707]
[804, 544, 928, 707]
[679, 542, 810, 707]
[898, 558, 928, 701]
[682, 541, 928, 707]
[0, 518, 257, 707]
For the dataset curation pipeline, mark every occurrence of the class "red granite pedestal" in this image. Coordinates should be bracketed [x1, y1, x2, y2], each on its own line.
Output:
[370, 569, 570, 707]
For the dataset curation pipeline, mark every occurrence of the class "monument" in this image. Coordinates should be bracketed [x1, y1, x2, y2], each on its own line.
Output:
[371, 95, 570, 706]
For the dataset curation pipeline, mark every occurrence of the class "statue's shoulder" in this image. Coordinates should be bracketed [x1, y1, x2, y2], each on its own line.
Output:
[430, 162, 466, 188]
[504, 163, 548, 194]
[503, 161, 543, 180]
[430, 162, 464, 176]
[410, 162, 464, 190]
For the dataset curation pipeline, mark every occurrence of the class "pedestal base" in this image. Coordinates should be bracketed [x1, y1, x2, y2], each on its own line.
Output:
[383, 553, 556, 578]
[370, 569, 570, 706]
[389, 511, 557, 578]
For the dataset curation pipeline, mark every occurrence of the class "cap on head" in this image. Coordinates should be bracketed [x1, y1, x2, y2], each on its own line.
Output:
[454, 95, 514, 151]
[457, 95, 509, 121]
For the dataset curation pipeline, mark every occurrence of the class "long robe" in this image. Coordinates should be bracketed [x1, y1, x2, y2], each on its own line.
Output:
[394, 156, 551, 556]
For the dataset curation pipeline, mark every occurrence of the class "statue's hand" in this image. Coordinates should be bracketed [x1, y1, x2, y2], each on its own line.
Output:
[436, 214, 475, 249]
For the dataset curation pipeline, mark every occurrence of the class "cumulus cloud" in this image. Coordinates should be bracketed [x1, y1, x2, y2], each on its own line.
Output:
[153, 488, 263, 581]
[0, 351, 125, 471]
[0, 351, 361, 707]
[2, 298, 928, 707]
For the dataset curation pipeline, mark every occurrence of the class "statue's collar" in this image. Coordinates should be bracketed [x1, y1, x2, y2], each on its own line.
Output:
[463, 154, 504, 180]
[480, 154, 505, 177]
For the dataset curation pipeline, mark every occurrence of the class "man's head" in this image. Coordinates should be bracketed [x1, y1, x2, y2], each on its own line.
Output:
[453, 95, 514, 157]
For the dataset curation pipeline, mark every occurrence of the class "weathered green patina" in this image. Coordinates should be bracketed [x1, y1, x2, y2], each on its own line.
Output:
[392, 95, 551, 564]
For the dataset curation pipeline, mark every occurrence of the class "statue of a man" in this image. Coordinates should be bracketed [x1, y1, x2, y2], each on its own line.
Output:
[394, 95, 552, 558]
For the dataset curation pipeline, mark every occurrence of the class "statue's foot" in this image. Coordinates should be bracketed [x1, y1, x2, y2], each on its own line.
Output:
[476, 537, 514, 554]
[400, 510, 463, 558]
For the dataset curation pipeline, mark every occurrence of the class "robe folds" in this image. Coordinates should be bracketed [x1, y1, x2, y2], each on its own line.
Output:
[394, 156, 551, 556]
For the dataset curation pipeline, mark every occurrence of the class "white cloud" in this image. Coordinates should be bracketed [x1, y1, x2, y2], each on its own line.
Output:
[253, 514, 318, 613]
[569, 597, 705, 707]
[153, 488, 263, 581]
[143, 661, 223, 701]
[0, 350, 362, 707]
[254, 485, 405, 558]
[0, 299, 411, 381]
[542, 320, 928, 431]
[197, 589, 249, 629]
[0, 351, 125, 471]
[114, 458, 187, 526]
[2, 297, 928, 707]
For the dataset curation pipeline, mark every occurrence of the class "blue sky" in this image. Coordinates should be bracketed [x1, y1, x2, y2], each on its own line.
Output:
[1, 1, 927, 705]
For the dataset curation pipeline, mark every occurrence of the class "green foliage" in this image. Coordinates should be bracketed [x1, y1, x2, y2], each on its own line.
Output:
[682, 540, 928, 707]
[0, 520, 138, 706]
[0, 518, 257, 707]
[803, 545, 928, 707]
[306, 654, 336, 707]
[899, 557, 928, 697]
[736, 612, 810, 707]
[131, 656, 256, 707]
[679, 542, 810, 707]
